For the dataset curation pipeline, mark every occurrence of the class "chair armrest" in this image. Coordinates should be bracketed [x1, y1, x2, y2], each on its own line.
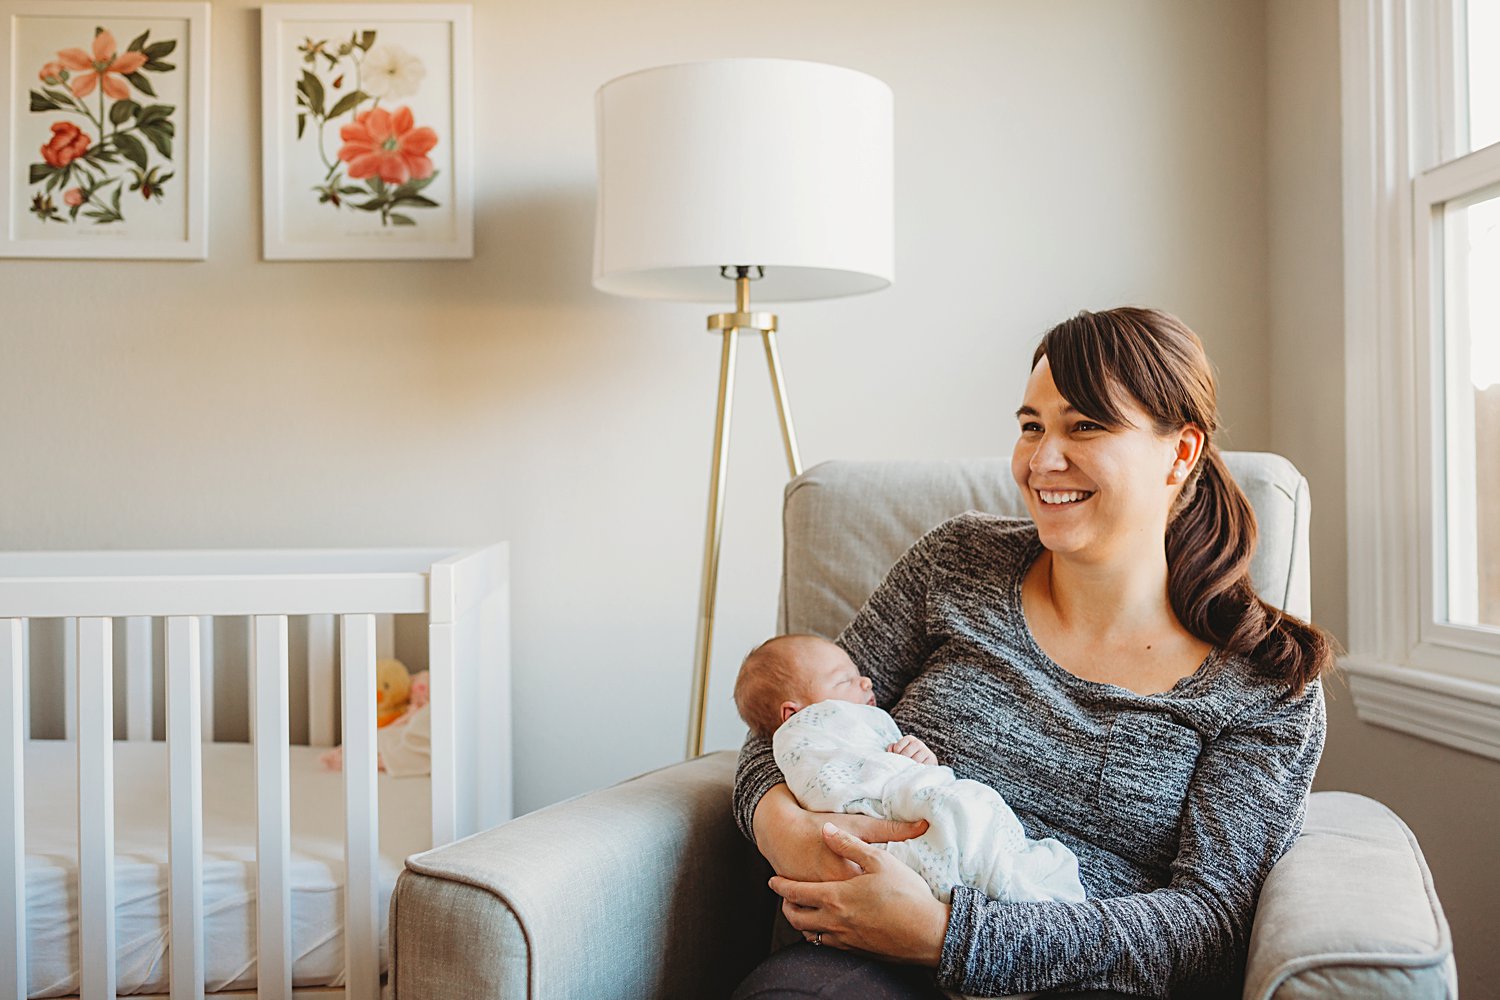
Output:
[1244, 791, 1456, 1000]
[389, 750, 776, 1000]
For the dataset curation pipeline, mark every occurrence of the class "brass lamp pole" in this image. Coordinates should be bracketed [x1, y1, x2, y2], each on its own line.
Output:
[686, 266, 803, 758]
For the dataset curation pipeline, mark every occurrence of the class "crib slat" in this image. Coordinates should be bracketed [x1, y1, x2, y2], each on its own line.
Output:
[18, 619, 29, 741]
[127, 615, 154, 741]
[199, 617, 216, 742]
[166, 617, 205, 1000]
[427, 621, 456, 846]
[2, 619, 26, 1000]
[252, 615, 292, 1000]
[340, 614, 380, 1000]
[307, 614, 336, 747]
[78, 617, 116, 1000]
[63, 616, 78, 740]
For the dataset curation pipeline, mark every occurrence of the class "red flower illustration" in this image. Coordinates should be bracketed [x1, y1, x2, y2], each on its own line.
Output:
[63, 188, 85, 207]
[337, 106, 438, 185]
[57, 30, 147, 101]
[41, 122, 91, 167]
[39, 61, 65, 84]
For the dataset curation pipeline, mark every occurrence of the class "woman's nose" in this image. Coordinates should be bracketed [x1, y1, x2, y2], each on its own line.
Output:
[1030, 435, 1068, 473]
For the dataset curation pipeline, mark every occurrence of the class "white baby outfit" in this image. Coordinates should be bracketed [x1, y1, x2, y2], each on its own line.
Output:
[773, 700, 1085, 904]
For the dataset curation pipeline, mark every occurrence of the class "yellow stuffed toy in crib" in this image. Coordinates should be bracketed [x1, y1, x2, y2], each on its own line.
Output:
[376, 657, 413, 728]
[320, 658, 432, 774]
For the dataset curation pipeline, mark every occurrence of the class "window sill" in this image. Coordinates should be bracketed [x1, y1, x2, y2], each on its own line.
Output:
[1343, 656, 1500, 762]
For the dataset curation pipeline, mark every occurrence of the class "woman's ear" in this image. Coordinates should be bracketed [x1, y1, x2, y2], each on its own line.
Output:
[780, 700, 803, 724]
[1170, 424, 1207, 482]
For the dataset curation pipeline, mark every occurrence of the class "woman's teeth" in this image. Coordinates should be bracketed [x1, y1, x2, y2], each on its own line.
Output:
[1038, 490, 1093, 505]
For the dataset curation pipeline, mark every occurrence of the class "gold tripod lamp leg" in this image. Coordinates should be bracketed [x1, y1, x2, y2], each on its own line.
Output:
[761, 328, 803, 479]
[687, 270, 797, 758]
[687, 326, 738, 759]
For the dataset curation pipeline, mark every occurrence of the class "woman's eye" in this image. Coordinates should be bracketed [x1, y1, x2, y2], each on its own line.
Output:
[1074, 421, 1103, 432]
[1019, 421, 1043, 433]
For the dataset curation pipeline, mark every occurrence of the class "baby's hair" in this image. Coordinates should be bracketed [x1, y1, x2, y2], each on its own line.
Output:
[732, 634, 825, 739]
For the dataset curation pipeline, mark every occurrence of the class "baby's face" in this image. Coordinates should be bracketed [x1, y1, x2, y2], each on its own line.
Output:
[796, 642, 875, 708]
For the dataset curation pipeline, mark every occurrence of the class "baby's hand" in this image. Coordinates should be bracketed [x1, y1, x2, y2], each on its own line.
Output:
[887, 735, 938, 765]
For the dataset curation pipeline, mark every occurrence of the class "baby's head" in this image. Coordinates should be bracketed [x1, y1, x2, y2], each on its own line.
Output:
[732, 634, 875, 739]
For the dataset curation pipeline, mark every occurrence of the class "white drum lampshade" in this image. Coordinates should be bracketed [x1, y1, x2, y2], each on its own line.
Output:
[593, 59, 894, 302]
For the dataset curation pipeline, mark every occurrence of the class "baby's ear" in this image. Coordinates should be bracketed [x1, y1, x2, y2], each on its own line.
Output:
[780, 700, 803, 724]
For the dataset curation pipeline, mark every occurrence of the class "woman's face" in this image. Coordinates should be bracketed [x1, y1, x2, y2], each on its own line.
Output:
[1011, 356, 1192, 564]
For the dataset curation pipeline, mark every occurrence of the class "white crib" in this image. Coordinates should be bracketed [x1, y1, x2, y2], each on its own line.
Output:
[0, 544, 511, 1000]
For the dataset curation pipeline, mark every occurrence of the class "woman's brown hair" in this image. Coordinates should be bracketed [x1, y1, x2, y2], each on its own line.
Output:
[1034, 307, 1333, 695]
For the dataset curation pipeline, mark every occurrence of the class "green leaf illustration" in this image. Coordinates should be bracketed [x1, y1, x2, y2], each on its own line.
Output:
[357, 30, 376, 51]
[390, 213, 417, 226]
[137, 104, 174, 126]
[127, 29, 150, 52]
[299, 69, 325, 118]
[29, 163, 52, 184]
[110, 99, 140, 125]
[113, 132, 149, 171]
[145, 61, 175, 72]
[144, 39, 176, 58]
[30, 90, 57, 112]
[140, 121, 174, 159]
[297, 113, 307, 139]
[393, 195, 439, 209]
[326, 90, 369, 121]
[126, 71, 156, 97]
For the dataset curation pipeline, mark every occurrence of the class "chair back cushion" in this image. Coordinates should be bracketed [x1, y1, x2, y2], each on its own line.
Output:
[779, 452, 1310, 637]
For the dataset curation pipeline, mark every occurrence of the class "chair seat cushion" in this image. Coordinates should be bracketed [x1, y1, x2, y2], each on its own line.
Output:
[1244, 791, 1455, 999]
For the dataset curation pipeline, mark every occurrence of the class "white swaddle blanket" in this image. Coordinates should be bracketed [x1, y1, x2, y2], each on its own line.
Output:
[773, 700, 1085, 904]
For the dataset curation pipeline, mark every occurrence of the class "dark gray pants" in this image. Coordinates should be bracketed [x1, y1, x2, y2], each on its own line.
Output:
[729, 943, 1137, 999]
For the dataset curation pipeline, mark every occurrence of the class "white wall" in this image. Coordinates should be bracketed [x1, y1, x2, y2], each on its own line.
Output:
[1, 0, 1272, 813]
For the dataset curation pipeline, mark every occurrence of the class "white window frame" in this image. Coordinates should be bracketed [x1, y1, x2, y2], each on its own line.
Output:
[1341, 0, 1500, 760]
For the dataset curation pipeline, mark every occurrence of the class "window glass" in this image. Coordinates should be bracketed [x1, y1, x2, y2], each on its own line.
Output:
[1465, 0, 1500, 151]
[1443, 187, 1500, 629]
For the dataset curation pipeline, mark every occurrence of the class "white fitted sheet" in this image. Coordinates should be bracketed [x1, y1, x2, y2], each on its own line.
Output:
[23, 740, 432, 998]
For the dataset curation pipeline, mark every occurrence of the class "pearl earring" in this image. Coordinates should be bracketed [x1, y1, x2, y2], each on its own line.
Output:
[1172, 462, 1187, 481]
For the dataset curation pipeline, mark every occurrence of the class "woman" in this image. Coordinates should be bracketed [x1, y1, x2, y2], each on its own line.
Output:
[731, 308, 1332, 999]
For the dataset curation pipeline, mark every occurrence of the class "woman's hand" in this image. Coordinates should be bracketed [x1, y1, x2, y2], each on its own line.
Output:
[770, 823, 950, 966]
[753, 784, 929, 883]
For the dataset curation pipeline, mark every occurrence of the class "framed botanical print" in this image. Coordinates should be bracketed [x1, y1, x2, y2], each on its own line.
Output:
[0, 1, 210, 259]
[260, 4, 473, 260]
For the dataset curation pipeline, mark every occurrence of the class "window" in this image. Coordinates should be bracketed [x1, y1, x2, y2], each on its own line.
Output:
[1342, 0, 1500, 759]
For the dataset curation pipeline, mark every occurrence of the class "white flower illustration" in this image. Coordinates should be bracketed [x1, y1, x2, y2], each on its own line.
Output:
[361, 44, 426, 99]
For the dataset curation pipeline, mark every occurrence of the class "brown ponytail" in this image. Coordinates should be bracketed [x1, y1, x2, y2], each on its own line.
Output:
[1036, 308, 1333, 696]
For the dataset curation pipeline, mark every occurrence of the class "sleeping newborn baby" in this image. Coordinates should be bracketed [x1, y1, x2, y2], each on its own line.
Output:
[733, 634, 1085, 904]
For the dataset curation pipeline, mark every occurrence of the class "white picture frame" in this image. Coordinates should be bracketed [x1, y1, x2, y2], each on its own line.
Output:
[0, 1, 210, 260]
[260, 3, 473, 261]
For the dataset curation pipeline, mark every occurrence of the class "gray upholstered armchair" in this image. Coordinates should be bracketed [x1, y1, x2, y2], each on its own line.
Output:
[389, 454, 1456, 999]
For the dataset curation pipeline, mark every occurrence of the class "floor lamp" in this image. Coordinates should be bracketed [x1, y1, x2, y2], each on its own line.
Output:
[593, 59, 894, 758]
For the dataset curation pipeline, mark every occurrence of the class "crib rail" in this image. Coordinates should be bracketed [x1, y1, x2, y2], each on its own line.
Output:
[0, 544, 510, 1000]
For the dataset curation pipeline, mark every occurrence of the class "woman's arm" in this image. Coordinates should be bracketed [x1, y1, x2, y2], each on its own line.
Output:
[939, 680, 1326, 997]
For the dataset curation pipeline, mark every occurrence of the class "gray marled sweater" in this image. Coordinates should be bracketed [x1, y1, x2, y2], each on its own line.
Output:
[733, 513, 1325, 999]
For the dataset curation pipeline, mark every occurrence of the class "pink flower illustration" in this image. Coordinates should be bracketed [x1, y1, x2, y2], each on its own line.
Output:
[39, 61, 65, 84]
[57, 29, 147, 100]
[63, 188, 85, 207]
[337, 106, 438, 185]
[40, 122, 91, 167]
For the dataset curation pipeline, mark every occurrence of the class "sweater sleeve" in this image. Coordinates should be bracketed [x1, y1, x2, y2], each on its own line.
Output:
[937, 678, 1327, 998]
[732, 518, 951, 843]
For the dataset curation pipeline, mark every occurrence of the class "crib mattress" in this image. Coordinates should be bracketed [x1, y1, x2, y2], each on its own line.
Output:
[22, 739, 432, 998]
